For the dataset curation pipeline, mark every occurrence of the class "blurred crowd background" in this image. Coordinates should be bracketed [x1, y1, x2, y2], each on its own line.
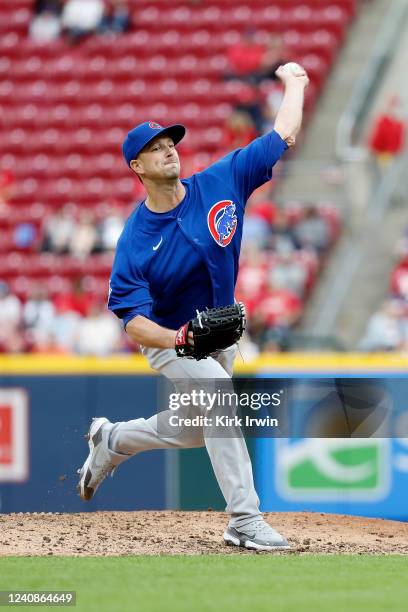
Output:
[0, 0, 407, 356]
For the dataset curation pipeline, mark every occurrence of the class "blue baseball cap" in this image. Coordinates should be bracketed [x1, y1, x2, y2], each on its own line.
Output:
[122, 121, 186, 167]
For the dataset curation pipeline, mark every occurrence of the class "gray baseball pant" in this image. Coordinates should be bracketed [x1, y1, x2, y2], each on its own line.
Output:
[107, 345, 261, 529]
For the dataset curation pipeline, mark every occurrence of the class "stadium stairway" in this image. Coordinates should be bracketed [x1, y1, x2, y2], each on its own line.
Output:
[333, 201, 408, 348]
[276, 0, 390, 200]
[323, 9, 408, 348]
[276, 0, 398, 347]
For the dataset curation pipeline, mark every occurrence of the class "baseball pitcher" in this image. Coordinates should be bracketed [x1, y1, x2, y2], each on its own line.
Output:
[78, 63, 309, 551]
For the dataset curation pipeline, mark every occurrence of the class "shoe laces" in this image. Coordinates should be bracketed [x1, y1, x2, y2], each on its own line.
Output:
[251, 520, 276, 536]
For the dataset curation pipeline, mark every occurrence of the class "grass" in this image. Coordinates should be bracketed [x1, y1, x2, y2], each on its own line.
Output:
[0, 555, 407, 612]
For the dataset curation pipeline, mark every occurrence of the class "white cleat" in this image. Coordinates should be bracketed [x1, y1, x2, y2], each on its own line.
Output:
[77, 417, 115, 501]
[224, 520, 291, 551]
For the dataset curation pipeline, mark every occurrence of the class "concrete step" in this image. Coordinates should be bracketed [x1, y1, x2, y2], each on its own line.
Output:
[277, 0, 391, 201]
[279, 0, 407, 347]
[333, 197, 408, 347]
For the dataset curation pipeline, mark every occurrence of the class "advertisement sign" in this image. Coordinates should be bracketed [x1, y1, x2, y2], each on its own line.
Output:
[253, 376, 408, 520]
[276, 438, 391, 502]
[0, 389, 29, 482]
[256, 437, 408, 520]
[0, 376, 165, 512]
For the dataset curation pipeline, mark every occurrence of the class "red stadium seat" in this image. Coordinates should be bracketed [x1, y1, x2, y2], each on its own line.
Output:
[318, 5, 350, 39]
[0, 252, 27, 278]
[8, 276, 35, 301]
[252, 6, 290, 31]
[82, 254, 114, 277]
[0, 7, 30, 35]
[0, 0, 352, 332]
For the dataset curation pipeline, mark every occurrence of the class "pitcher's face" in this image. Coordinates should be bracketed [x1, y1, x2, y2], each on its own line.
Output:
[130, 136, 181, 182]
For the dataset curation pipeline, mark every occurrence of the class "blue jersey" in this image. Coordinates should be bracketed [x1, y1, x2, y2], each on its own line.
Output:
[108, 130, 288, 329]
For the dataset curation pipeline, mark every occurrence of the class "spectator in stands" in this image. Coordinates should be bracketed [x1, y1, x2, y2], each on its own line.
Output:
[0, 169, 15, 207]
[235, 246, 268, 317]
[245, 308, 268, 349]
[29, 8, 61, 42]
[23, 286, 56, 352]
[225, 30, 264, 80]
[97, 207, 125, 252]
[368, 95, 406, 169]
[256, 282, 302, 329]
[254, 35, 286, 85]
[75, 302, 121, 356]
[268, 247, 308, 297]
[246, 186, 278, 225]
[69, 211, 98, 260]
[98, 0, 130, 35]
[42, 206, 76, 254]
[242, 213, 271, 251]
[34, 0, 63, 15]
[258, 95, 283, 134]
[292, 205, 331, 253]
[390, 228, 408, 300]
[0, 281, 22, 330]
[51, 304, 81, 353]
[390, 254, 408, 300]
[359, 299, 408, 351]
[23, 286, 55, 334]
[0, 281, 23, 353]
[225, 34, 287, 136]
[53, 277, 94, 317]
[367, 95, 406, 192]
[30, 330, 68, 354]
[234, 95, 264, 135]
[0, 329, 25, 354]
[246, 312, 287, 353]
[13, 222, 37, 251]
[394, 227, 408, 260]
[50, 279, 93, 352]
[61, 0, 105, 44]
[246, 279, 302, 350]
[259, 325, 295, 352]
[241, 190, 277, 250]
[267, 208, 296, 254]
[223, 110, 257, 150]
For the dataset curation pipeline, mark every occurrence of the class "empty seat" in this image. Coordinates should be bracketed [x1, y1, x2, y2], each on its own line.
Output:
[0, 7, 30, 35]
[0, 0, 352, 321]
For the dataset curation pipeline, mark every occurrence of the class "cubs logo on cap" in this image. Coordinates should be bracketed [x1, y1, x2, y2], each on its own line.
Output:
[207, 200, 238, 247]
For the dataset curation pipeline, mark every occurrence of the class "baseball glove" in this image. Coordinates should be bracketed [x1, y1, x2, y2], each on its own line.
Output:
[175, 303, 246, 360]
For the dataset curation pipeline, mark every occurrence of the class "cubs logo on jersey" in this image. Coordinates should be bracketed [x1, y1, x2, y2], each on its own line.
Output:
[207, 200, 238, 247]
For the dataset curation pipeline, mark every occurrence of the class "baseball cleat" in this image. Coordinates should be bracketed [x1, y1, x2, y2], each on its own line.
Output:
[224, 520, 291, 551]
[77, 417, 115, 501]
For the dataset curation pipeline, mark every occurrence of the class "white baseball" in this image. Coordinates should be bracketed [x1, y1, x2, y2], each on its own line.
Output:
[281, 62, 304, 76]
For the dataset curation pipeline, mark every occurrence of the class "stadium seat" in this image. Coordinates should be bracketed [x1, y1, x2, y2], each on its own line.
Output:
[0, 7, 30, 35]
[0, 0, 350, 343]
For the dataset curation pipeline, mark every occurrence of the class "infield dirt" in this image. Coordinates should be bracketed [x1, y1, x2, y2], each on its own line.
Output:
[0, 511, 407, 556]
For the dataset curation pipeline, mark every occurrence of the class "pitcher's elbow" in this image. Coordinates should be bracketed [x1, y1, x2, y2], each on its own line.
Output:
[274, 125, 296, 146]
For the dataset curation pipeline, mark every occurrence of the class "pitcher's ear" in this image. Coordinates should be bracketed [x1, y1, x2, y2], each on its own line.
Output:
[130, 159, 142, 174]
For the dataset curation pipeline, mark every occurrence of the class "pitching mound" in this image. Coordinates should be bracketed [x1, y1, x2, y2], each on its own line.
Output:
[0, 511, 407, 556]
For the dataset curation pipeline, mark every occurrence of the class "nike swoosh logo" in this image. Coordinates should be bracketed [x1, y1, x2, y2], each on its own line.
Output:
[153, 236, 163, 251]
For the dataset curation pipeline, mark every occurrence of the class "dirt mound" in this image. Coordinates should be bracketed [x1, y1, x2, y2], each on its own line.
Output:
[0, 511, 407, 556]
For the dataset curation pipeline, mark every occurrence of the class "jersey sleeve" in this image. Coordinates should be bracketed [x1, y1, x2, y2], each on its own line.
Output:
[210, 129, 288, 204]
[107, 241, 153, 324]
